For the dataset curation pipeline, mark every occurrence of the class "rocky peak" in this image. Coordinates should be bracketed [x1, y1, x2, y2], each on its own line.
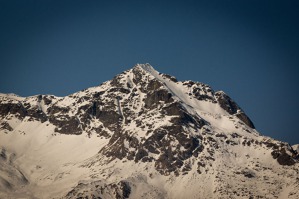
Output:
[0, 64, 298, 178]
[1, 64, 299, 199]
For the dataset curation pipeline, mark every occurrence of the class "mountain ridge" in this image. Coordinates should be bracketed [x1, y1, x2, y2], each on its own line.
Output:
[0, 63, 298, 198]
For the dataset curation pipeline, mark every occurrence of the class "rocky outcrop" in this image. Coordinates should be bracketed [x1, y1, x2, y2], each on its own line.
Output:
[144, 89, 173, 109]
[215, 91, 255, 128]
[0, 103, 27, 120]
[65, 180, 131, 199]
[271, 146, 298, 166]
[0, 122, 13, 132]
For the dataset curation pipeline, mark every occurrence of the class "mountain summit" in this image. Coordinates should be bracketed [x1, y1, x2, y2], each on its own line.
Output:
[0, 64, 298, 198]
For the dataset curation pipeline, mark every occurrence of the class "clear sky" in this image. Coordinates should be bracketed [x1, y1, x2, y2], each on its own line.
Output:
[0, 0, 298, 145]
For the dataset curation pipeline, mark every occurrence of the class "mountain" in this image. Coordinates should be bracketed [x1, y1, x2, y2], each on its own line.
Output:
[0, 63, 298, 199]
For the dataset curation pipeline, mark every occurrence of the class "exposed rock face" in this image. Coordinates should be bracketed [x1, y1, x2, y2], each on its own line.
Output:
[184, 81, 216, 102]
[144, 89, 173, 109]
[0, 64, 297, 171]
[271, 147, 297, 166]
[97, 66, 207, 175]
[0, 122, 13, 132]
[215, 91, 255, 128]
[1, 64, 297, 167]
[65, 180, 131, 199]
[0, 64, 298, 199]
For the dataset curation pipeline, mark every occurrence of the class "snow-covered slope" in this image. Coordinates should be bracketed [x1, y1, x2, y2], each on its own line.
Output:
[0, 64, 298, 199]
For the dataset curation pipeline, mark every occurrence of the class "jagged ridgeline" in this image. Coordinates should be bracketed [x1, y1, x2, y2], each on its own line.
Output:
[0, 64, 298, 199]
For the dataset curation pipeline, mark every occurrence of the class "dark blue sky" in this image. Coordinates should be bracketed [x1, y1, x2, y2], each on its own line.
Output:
[0, 0, 298, 144]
